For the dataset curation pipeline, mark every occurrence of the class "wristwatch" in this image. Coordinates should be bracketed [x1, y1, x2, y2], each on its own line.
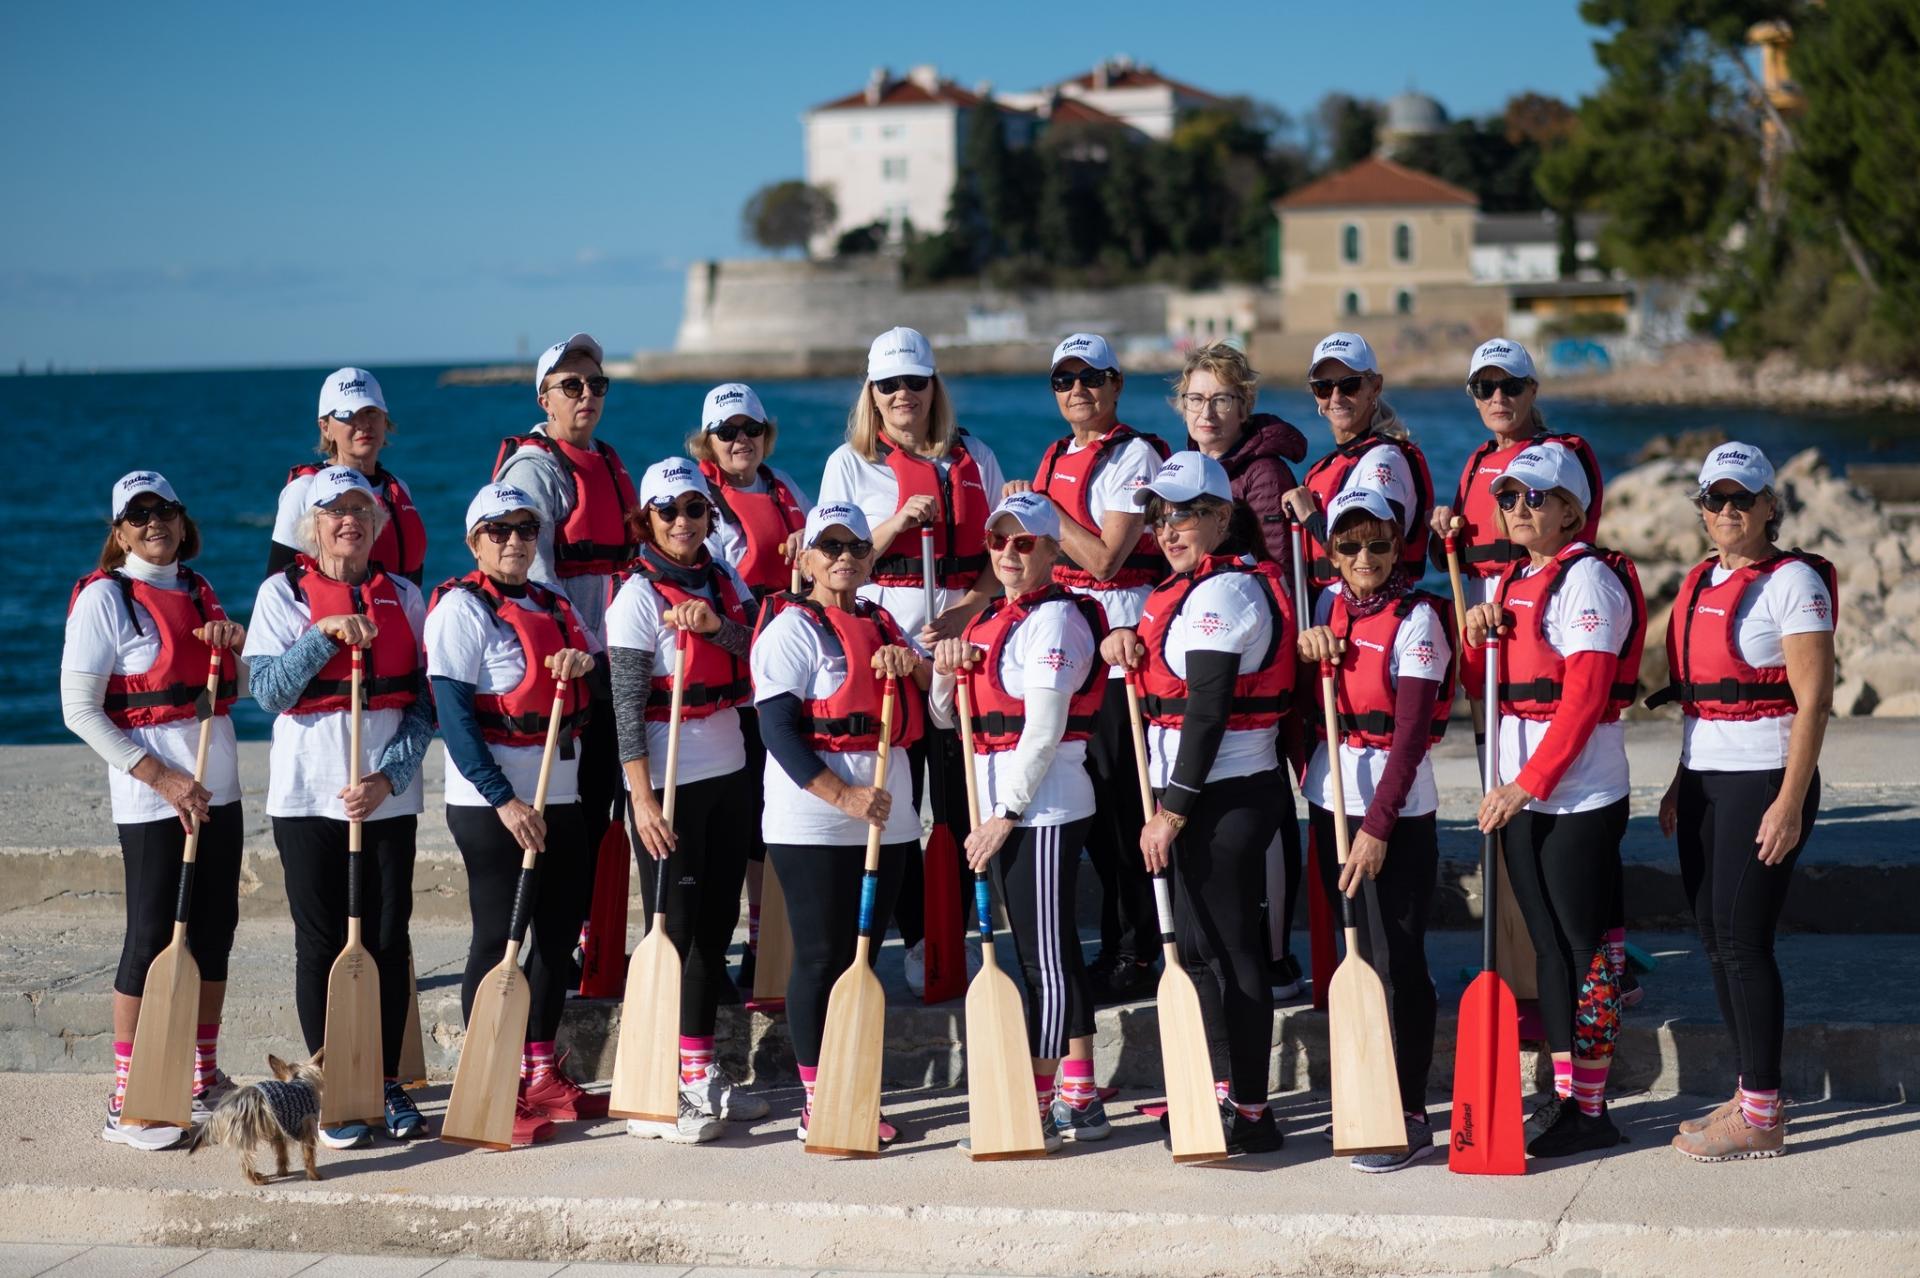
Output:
[992, 803, 1023, 823]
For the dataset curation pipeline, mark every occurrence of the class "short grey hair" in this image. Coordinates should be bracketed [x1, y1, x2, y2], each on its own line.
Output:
[294, 497, 390, 558]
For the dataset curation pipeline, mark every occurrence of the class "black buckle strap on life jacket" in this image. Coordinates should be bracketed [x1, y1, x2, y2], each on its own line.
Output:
[1336, 709, 1396, 737]
[809, 711, 882, 740]
[103, 675, 238, 715]
[1462, 541, 1523, 565]
[301, 673, 414, 704]
[971, 709, 1102, 739]
[476, 700, 592, 736]
[873, 548, 989, 580]
[1645, 677, 1793, 710]
[1504, 676, 1638, 705]
[1142, 693, 1286, 720]
[678, 676, 753, 709]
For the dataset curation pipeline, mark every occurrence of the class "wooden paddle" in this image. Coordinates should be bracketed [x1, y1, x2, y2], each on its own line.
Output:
[321, 645, 385, 1127]
[1292, 519, 1336, 1014]
[396, 957, 428, 1087]
[749, 853, 793, 1010]
[1125, 674, 1227, 1164]
[1450, 634, 1526, 1174]
[441, 676, 572, 1150]
[806, 676, 899, 1157]
[609, 629, 691, 1123]
[120, 648, 224, 1128]
[920, 526, 966, 1005]
[955, 678, 1046, 1160]
[1318, 654, 1410, 1157]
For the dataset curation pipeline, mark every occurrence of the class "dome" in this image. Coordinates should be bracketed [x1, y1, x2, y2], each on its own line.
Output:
[1385, 91, 1446, 135]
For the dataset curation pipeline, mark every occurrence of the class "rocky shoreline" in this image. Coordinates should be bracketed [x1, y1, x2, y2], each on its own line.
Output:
[1556, 342, 1920, 414]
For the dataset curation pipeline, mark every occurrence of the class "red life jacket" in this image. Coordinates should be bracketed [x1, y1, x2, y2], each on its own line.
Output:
[867, 431, 992, 589]
[1317, 590, 1455, 749]
[1304, 430, 1434, 584]
[1495, 544, 1645, 723]
[1035, 422, 1172, 590]
[286, 462, 427, 583]
[608, 552, 754, 722]
[492, 432, 637, 578]
[698, 459, 805, 596]
[67, 568, 239, 729]
[1137, 555, 1295, 730]
[1450, 433, 1604, 577]
[282, 556, 420, 715]
[427, 571, 592, 746]
[960, 585, 1109, 754]
[754, 595, 926, 752]
[1649, 550, 1839, 720]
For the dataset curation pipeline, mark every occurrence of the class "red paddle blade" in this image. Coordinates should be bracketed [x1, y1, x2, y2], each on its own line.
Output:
[921, 824, 966, 1004]
[578, 817, 632, 998]
[1449, 972, 1526, 1175]
[1306, 827, 1335, 1012]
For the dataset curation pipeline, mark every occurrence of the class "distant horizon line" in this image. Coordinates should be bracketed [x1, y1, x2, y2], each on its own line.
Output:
[0, 356, 537, 379]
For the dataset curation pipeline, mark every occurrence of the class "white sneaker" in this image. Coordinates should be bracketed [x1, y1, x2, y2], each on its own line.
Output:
[191, 1069, 236, 1124]
[903, 940, 925, 998]
[686, 1064, 769, 1121]
[101, 1103, 185, 1152]
[626, 1093, 725, 1144]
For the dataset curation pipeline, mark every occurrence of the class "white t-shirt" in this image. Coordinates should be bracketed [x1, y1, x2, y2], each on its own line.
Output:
[1049, 433, 1164, 672]
[1303, 587, 1449, 818]
[424, 586, 596, 808]
[965, 597, 1099, 827]
[705, 464, 811, 578]
[1681, 560, 1835, 773]
[750, 604, 921, 847]
[1145, 569, 1281, 788]
[1498, 550, 1630, 813]
[817, 436, 1007, 655]
[62, 568, 243, 826]
[1333, 442, 1418, 538]
[243, 572, 428, 821]
[604, 563, 752, 788]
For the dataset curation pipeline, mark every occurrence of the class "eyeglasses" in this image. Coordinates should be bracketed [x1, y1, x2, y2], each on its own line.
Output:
[1150, 504, 1210, 531]
[547, 375, 611, 400]
[1494, 488, 1551, 512]
[1468, 376, 1533, 401]
[479, 519, 540, 544]
[872, 375, 930, 395]
[1051, 368, 1114, 392]
[1699, 490, 1761, 513]
[812, 537, 873, 560]
[1308, 375, 1367, 399]
[1179, 393, 1241, 415]
[1334, 539, 1396, 558]
[710, 421, 767, 443]
[987, 532, 1040, 553]
[649, 498, 710, 523]
[120, 501, 183, 527]
[317, 501, 376, 522]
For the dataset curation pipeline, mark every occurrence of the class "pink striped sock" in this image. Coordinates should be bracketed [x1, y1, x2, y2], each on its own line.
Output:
[1034, 1074, 1057, 1116]
[523, 1039, 556, 1084]
[1059, 1058, 1096, 1109]
[192, 1024, 219, 1092]
[679, 1035, 715, 1086]
[1603, 927, 1627, 979]
[798, 1064, 818, 1119]
[111, 1041, 133, 1111]
[1553, 1057, 1573, 1099]
[1740, 1086, 1781, 1129]
[1571, 1060, 1609, 1118]
[1214, 1079, 1230, 1104]
[1231, 1097, 1267, 1121]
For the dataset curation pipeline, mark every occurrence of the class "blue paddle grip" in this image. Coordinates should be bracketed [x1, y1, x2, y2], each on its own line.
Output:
[974, 876, 992, 936]
[857, 872, 878, 934]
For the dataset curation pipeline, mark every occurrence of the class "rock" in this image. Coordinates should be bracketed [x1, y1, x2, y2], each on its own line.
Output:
[1847, 645, 1920, 704]
[1633, 428, 1730, 465]
[1872, 691, 1920, 718]
[1833, 676, 1877, 717]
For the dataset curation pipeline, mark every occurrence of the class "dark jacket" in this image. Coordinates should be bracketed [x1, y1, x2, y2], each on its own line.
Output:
[1193, 414, 1308, 571]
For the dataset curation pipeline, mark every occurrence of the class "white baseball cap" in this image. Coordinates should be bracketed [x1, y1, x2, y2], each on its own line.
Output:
[867, 327, 936, 381]
[639, 457, 711, 507]
[1468, 338, 1536, 381]
[1131, 450, 1232, 507]
[464, 483, 539, 532]
[804, 502, 873, 546]
[1326, 486, 1398, 532]
[702, 383, 767, 431]
[1697, 440, 1775, 494]
[1309, 331, 1379, 376]
[307, 465, 380, 509]
[110, 470, 180, 521]
[318, 368, 386, 420]
[535, 332, 605, 391]
[1490, 441, 1591, 512]
[1050, 332, 1119, 373]
[988, 491, 1062, 541]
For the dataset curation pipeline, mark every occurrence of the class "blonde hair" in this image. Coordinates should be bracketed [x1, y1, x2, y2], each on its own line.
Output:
[1171, 343, 1259, 410]
[685, 418, 781, 466]
[846, 376, 960, 462]
[313, 409, 396, 460]
[1369, 392, 1411, 441]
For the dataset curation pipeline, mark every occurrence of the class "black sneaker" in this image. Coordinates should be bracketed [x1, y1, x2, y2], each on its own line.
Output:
[1101, 954, 1154, 1003]
[1223, 1100, 1283, 1155]
[1526, 1101, 1624, 1159]
[1268, 954, 1305, 1001]
[1523, 1094, 1567, 1147]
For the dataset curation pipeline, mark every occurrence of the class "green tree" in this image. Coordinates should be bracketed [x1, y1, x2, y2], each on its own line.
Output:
[1314, 93, 1380, 170]
[741, 181, 836, 256]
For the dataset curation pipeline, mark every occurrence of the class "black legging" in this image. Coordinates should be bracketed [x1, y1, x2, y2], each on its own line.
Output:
[1503, 798, 1628, 1057]
[1085, 680, 1155, 961]
[894, 723, 970, 949]
[1267, 799, 1304, 959]
[994, 818, 1096, 1059]
[447, 801, 591, 1042]
[1676, 767, 1820, 1092]
[115, 803, 245, 995]
[766, 840, 912, 1067]
[739, 706, 770, 866]
[273, 813, 417, 1076]
[1308, 805, 1439, 1115]
[1165, 769, 1284, 1103]
[634, 772, 755, 1037]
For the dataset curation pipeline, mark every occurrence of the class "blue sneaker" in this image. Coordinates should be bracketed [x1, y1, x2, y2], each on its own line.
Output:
[1050, 1095, 1113, 1143]
[318, 1120, 372, 1151]
[383, 1080, 429, 1140]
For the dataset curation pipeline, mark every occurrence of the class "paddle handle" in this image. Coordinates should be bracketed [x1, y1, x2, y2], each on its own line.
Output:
[1319, 656, 1360, 933]
[791, 564, 804, 595]
[920, 525, 938, 624]
[855, 676, 898, 938]
[1151, 872, 1180, 968]
[171, 650, 224, 923]
[1123, 673, 1154, 818]
[1444, 516, 1469, 653]
[955, 678, 993, 940]
[1290, 518, 1310, 621]
[661, 629, 690, 830]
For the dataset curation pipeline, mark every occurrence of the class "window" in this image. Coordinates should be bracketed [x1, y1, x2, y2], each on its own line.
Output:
[880, 123, 904, 140]
[1343, 290, 1364, 317]
[881, 156, 908, 181]
[1341, 224, 1361, 264]
[1396, 289, 1414, 315]
[1393, 222, 1413, 263]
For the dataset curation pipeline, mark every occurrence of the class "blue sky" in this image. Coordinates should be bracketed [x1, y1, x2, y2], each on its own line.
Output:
[0, 1, 1608, 372]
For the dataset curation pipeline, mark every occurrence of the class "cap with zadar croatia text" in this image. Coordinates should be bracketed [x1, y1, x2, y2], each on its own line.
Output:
[1697, 441, 1775, 494]
[988, 491, 1062, 540]
[307, 466, 379, 508]
[1491, 441, 1591, 511]
[111, 470, 180, 521]
[1327, 485, 1398, 531]
[639, 458, 712, 507]
[804, 502, 873, 545]
[1050, 332, 1118, 373]
[1467, 338, 1536, 381]
[464, 483, 540, 532]
[702, 383, 767, 431]
[1132, 450, 1232, 507]
[1309, 331, 1379, 375]
[535, 333, 605, 390]
[318, 368, 386, 420]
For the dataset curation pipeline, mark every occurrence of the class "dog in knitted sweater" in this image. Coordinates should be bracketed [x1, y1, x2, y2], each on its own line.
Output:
[188, 1051, 326, 1184]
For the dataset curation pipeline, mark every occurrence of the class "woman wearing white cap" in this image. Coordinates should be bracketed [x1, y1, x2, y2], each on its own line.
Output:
[1462, 442, 1644, 1160]
[1281, 332, 1435, 588]
[750, 502, 927, 1146]
[425, 483, 600, 1148]
[1648, 443, 1833, 1162]
[928, 492, 1109, 1149]
[1296, 487, 1453, 1171]
[1101, 451, 1294, 1155]
[606, 459, 764, 1142]
[269, 368, 428, 587]
[64, 472, 246, 1151]
[244, 466, 435, 1150]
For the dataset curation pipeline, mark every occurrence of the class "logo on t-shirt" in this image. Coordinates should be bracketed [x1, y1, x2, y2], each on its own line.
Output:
[1805, 595, 1830, 621]
[1410, 639, 1435, 667]
[1368, 464, 1394, 486]
[1575, 608, 1603, 633]
[1040, 646, 1069, 671]
[1195, 611, 1228, 637]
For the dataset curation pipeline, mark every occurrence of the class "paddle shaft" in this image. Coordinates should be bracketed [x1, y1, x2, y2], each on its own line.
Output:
[1318, 656, 1362, 938]
[853, 678, 900, 944]
[954, 678, 994, 947]
[1122, 676, 1183, 967]
[1443, 517, 1470, 653]
[500, 679, 572, 968]
[645, 630, 693, 928]
[1290, 520, 1311, 622]
[921, 526, 937, 624]
[167, 649, 225, 939]
[347, 646, 364, 942]
[1482, 636, 1501, 974]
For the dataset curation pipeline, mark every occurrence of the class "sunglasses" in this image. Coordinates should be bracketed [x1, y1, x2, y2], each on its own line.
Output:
[1150, 504, 1210, 531]
[120, 501, 184, 527]
[1334, 539, 1396, 558]
[873, 375, 930, 395]
[479, 519, 540, 544]
[710, 421, 767, 443]
[548, 375, 611, 400]
[1699, 490, 1761, 513]
[987, 531, 1040, 553]
[649, 498, 710, 522]
[1051, 368, 1114, 392]
[1495, 488, 1552, 512]
[1308, 374, 1368, 399]
[812, 537, 873, 560]
[1468, 376, 1533, 401]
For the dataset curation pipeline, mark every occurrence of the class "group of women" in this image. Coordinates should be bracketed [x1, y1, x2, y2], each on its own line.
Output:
[64, 323, 1834, 1169]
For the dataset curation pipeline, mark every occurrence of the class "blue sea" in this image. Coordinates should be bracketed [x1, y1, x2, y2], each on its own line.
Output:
[9, 364, 1918, 743]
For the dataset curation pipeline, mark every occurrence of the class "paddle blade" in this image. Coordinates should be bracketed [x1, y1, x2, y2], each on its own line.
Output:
[396, 956, 428, 1087]
[579, 817, 633, 998]
[1156, 964, 1227, 1163]
[1307, 829, 1335, 1012]
[119, 944, 200, 1127]
[750, 857, 794, 1010]
[1449, 972, 1526, 1175]
[608, 920, 683, 1121]
[1328, 954, 1409, 1157]
[963, 952, 1045, 1160]
[806, 956, 886, 1157]
[320, 942, 386, 1125]
[441, 958, 532, 1150]
[921, 825, 966, 1005]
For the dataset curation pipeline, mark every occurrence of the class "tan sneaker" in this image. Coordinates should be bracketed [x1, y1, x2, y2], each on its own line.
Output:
[1677, 1093, 1742, 1136]
[1673, 1108, 1784, 1161]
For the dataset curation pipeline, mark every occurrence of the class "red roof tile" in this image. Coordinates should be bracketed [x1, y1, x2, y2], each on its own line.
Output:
[1045, 98, 1134, 129]
[1276, 156, 1478, 209]
[1061, 64, 1222, 104]
[813, 78, 986, 112]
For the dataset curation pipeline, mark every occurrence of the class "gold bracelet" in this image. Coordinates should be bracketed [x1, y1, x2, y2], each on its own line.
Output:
[1156, 806, 1188, 832]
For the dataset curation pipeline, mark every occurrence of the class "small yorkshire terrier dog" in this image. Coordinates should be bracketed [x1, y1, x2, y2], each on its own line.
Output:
[187, 1051, 326, 1184]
